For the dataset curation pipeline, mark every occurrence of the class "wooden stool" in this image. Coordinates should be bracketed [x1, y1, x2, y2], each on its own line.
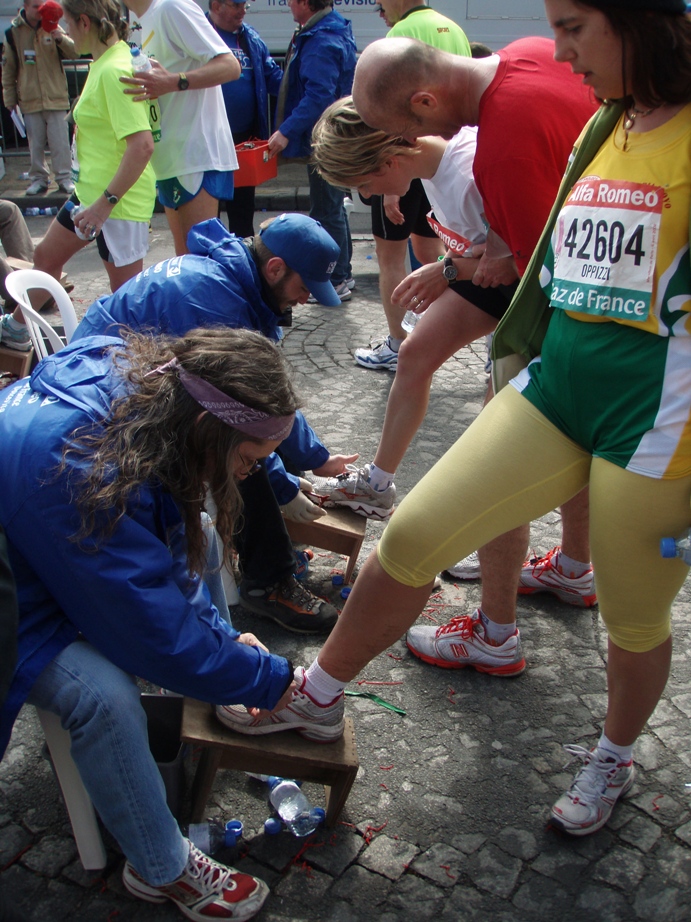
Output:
[285, 505, 367, 583]
[0, 344, 33, 382]
[181, 698, 358, 827]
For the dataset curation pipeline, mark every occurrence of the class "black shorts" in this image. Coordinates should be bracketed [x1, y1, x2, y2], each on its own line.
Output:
[449, 278, 519, 321]
[370, 178, 438, 241]
[57, 194, 110, 262]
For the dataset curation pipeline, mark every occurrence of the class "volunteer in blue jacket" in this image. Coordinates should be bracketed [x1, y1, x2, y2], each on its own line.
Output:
[268, 0, 356, 302]
[0, 327, 302, 920]
[208, 0, 283, 237]
[74, 213, 359, 632]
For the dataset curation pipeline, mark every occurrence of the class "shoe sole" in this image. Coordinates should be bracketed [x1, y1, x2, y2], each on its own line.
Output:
[354, 356, 397, 371]
[517, 585, 597, 608]
[238, 596, 337, 634]
[123, 865, 270, 922]
[443, 566, 482, 580]
[406, 640, 526, 676]
[321, 498, 394, 520]
[217, 710, 345, 743]
[549, 772, 635, 836]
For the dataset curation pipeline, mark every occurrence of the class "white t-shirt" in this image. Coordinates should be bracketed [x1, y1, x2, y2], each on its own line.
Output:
[422, 126, 486, 257]
[134, 0, 238, 180]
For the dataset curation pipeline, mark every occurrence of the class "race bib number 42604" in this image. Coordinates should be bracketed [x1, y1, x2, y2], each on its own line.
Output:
[550, 177, 662, 321]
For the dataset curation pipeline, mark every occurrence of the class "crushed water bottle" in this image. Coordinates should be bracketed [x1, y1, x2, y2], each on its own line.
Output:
[182, 819, 243, 855]
[268, 777, 321, 837]
[660, 529, 691, 565]
[24, 207, 40, 217]
[401, 309, 419, 333]
[64, 200, 96, 240]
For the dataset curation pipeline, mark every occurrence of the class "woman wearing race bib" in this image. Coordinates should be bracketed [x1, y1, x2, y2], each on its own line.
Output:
[310, 97, 516, 519]
[276, 0, 691, 839]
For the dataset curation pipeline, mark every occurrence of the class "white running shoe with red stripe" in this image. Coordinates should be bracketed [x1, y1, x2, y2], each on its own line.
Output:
[518, 546, 597, 607]
[551, 744, 634, 836]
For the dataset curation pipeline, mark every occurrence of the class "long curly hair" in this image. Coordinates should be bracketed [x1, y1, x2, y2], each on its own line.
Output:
[311, 96, 419, 189]
[62, 327, 301, 575]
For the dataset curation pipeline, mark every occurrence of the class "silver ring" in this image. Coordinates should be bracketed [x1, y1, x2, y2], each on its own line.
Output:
[411, 296, 419, 306]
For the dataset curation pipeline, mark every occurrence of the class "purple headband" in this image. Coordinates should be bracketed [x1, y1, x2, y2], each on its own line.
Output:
[148, 358, 295, 440]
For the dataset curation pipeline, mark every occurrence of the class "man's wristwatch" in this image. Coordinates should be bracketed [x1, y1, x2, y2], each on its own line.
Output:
[442, 256, 458, 281]
[177, 72, 190, 91]
[103, 189, 119, 205]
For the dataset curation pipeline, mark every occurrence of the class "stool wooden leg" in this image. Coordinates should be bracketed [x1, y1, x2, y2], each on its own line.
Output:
[189, 748, 223, 823]
[323, 766, 358, 827]
[344, 539, 364, 584]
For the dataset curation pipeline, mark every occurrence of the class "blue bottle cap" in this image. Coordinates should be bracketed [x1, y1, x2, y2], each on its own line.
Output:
[340, 586, 351, 599]
[224, 819, 243, 846]
[264, 816, 283, 835]
[311, 807, 325, 825]
[660, 537, 677, 558]
[332, 574, 344, 586]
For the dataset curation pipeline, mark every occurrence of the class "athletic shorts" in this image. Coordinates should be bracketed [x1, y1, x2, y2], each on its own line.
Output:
[57, 196, 149, 268]
[156, 169, 235, 210]
[450, 278, 518, 321]
[371, 178, 438, 241]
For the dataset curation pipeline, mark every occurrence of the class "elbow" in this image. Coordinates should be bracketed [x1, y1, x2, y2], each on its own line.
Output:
[142, 135, 155, 161]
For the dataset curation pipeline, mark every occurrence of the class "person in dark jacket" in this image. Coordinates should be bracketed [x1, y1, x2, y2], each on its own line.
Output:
[74, 213, 359, 633]
[208, 0, 283, 237]
[268, 0, 356, 301]
[0, 327, 307, 919]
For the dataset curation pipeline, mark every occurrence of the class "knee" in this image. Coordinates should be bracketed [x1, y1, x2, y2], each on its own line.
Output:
[396, 337, 432, 383]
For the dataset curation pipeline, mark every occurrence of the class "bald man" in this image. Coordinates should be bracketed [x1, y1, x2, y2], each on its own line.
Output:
[352, 34, 599, 663]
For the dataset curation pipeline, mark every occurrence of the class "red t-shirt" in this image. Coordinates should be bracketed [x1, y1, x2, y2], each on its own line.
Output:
[474, 36, 598, 275]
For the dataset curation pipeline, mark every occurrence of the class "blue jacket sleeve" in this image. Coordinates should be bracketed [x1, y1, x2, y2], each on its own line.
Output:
[264, 411, 330, 505]
[10, 481, 292, 710]
[279, 35, 344, 143]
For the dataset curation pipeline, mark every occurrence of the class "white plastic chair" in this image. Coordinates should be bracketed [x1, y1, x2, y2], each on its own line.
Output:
[6, 268, 78, 343]
[3, 295, 64, 360]
[35, 708, 107, 870]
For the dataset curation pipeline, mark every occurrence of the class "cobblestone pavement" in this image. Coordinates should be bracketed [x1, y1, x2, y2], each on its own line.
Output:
[2, 210, 691, 922]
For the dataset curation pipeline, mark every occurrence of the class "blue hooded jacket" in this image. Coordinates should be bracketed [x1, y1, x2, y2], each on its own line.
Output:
[278, 10, 356, 159]
[0, 337, 293, 758]
[73, 220, 330, 504]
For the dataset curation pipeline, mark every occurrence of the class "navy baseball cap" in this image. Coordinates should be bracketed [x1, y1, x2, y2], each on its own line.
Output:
[260, 214, 341, 307]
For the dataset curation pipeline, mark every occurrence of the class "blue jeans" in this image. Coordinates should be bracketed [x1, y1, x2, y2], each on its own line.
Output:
[307, 164, 352, 284]
[26, 521, 229, 886]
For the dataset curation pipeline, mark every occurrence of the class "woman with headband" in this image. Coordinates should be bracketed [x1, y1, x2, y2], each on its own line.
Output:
[223, 0, 691, 839]
[0, 327, 306, 919]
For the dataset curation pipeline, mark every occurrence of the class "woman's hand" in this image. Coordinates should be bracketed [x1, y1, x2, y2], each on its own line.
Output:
[236, 632, 269, 654]
[391, 261, 448, 314]
[312, 453, 359, 477]
[246, 679, 297, 717]
[73, 199, 112, 241]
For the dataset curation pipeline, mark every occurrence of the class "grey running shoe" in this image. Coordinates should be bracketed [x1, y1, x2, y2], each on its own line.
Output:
[239, 575, 338, 634]
[216, 666, 345, 742]
[354, 336, 398, 370]
[25, 180, 49, 195]
[406, 609, 525, 676]
[444, 550, 481, 580]
[551, 744, 634, 836]
[312, 463, 396, 520]
[0, 314, 31, 352]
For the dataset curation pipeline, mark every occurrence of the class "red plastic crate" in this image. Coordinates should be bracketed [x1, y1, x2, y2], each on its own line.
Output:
[234, 139, 277, 188]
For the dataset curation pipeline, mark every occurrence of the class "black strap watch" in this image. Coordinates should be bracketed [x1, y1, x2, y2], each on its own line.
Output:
[442, 256, 458, 281]
[103, 188, 119, 205]
[177, 72, 190, 91]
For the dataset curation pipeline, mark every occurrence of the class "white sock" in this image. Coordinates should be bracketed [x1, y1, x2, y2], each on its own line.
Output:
[556, 550, 590, 578]
[478, 609, 516, 645]
[386, 335, 403, 352]
[367, 463, 395, 492]
[304, 659, 345, 704]
[598, 732, 633, 764]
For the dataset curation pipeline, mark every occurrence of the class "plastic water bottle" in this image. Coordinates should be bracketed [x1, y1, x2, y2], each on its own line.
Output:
[183, 819, 243, 854]
[401, 309, 419, 333]
[40, 206, 57, 216]
[268, 777, 321, 837]
[130, 46, 152, 74]
[294, 548, 313, 581]
[24, 207, 40, 217]
[660, 530, 691, 565]
[64, 200, 95, 241]
[131, 47, 162, 143]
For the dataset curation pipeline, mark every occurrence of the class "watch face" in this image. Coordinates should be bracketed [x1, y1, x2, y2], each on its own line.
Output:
[178, 76, 189, 90]
[443, 259, 457, 280]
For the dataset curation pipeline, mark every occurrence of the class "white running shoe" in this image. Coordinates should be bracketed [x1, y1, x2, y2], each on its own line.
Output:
[518, 546, 597, 607]
[444, 551, 481, 580]
[216, 666, 345, 742]
[550, 744, 635, 836]
[312, 463, 395, 519]
[406, 609, 525, 676]
[122, 840, 269, 921]
[354, 336, 398, 371]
